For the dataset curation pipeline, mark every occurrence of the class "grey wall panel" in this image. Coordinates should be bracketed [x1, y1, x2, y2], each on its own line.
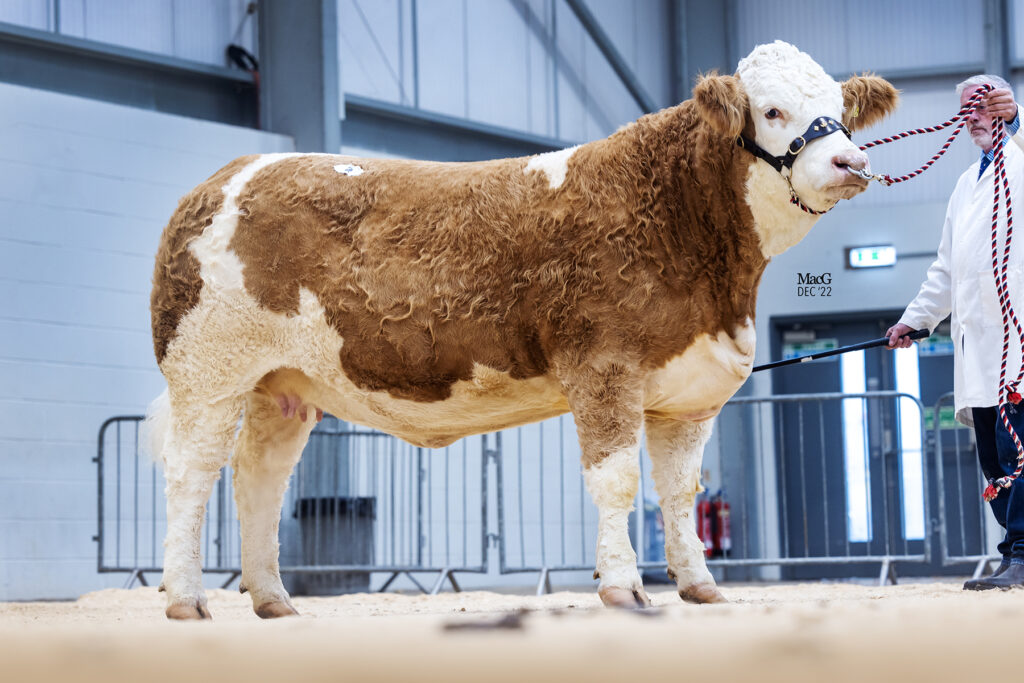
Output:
[733, 0, 847, 73]
[339, 0, 409, 104]
[466, 0, 531, 132]
[842, 0, 984, 75]
[74, 0, 175, 56]
[0, 0, 49, 29]
[553, 0, 587, 142]
[1014, 0, 1024, 61]
[555, 0, 641, 142]
[170, 0, 245, 66]
[416, 0, 467, 118]
[582, 22, 643, 137]
[585, 0, 671, 107]
[525, 0, 555, 137]
[734, 0, 984, 76]
[2, 0, 260, 67]
[342, 0, 670, 143]
[0, 81, 293, 600]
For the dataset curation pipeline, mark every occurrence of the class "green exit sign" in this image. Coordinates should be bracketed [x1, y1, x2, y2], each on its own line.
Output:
[846, 245, 896, 269]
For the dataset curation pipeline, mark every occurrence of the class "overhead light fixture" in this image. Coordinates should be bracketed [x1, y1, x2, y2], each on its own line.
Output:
[846, 245, 896, 269]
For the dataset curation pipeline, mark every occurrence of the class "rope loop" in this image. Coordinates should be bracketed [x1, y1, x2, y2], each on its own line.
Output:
[858, 83, 1024, 499]
[857, 85, 991, 183]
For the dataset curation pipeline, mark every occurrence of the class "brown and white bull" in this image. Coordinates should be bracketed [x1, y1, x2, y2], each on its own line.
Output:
[147, 41, 897, 619]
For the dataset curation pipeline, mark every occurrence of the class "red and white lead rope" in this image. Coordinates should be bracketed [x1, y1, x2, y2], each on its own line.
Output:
[789, 89, 989, 213]
[856, 84, 1024, 501]
[985, 113, 1024, 500]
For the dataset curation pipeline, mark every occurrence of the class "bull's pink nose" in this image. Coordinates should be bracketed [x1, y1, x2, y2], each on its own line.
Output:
[833, 151, 868, 173]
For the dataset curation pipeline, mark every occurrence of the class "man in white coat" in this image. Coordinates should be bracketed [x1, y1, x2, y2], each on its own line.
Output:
[888, 75, 1024, 590]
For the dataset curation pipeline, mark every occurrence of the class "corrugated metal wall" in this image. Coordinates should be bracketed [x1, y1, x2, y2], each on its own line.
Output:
[339, 0, 671, 143]
[0, 0, 258, 67]
[734, 0, 985, 75]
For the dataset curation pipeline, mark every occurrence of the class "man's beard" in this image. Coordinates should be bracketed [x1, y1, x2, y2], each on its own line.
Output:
[970, 129, 992, 149]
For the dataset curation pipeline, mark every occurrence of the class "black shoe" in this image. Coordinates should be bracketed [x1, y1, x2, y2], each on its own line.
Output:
[964, 560, 1011, 590]
[972, 561, 1024, 590]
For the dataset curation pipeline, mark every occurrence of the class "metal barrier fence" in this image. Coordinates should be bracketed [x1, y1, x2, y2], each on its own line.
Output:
[495, 391, 931, 590]
[932, 392, 1003, 578]
[95, 416, 489, 592]
[99, 390, 1002, 594]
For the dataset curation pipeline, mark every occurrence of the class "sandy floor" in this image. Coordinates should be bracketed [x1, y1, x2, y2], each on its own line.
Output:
[0, 581, 1020, 682]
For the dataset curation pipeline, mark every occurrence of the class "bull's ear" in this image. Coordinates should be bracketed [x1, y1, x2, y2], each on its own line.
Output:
[842, 74, 900, 132]
[693, 72, 748, 138]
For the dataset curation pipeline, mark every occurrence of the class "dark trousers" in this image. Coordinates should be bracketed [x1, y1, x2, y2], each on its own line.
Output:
[972, 406, 1024, 563]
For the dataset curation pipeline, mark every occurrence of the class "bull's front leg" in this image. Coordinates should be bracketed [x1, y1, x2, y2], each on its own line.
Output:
[645, 415, 726, 604]
[566, 363, 650, 609]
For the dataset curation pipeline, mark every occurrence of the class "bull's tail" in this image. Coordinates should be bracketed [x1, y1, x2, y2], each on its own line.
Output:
[142, 387, 172, 464]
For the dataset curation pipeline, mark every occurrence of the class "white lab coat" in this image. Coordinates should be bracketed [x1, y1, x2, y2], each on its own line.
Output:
[900, 127, 1024, 427]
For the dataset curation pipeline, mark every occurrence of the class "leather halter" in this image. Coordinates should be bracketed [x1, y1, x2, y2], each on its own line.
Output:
[736, 116, 851, 175]
[736, 116, 852, 214]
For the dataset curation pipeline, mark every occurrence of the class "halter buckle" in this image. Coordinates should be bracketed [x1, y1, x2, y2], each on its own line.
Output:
[788, 136, 807, 155]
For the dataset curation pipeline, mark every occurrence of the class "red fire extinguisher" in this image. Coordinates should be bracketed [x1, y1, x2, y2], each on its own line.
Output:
[712, 490, 732, 558]
[696, 494, 713, 557]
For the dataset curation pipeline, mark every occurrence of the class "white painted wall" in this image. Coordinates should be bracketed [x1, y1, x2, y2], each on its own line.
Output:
[0, 82, 293, 600]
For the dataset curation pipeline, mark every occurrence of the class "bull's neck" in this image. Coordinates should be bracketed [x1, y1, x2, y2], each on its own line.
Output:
[599, 103, 771, 320]
[743, 163, 820, 257]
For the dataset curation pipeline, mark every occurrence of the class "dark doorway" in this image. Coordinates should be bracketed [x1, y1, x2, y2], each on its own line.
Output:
[768, 312, 961, 578]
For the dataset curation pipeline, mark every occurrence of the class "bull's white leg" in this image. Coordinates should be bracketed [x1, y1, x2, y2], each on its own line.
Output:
[565, 363, 648, 608]
[232, 390, 315, 619]
[583, 441, 648, 608]
[161, 395, 244, 620]
[645, 415, 726, 604]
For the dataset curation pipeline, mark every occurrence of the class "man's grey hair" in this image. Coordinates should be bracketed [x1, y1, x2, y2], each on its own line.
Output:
[957, 74, 1014, 100]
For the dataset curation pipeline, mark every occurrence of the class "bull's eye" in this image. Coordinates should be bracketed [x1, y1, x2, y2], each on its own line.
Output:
[765, 108, 781, 120]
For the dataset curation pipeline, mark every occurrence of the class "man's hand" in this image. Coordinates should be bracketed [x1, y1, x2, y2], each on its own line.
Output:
[986, 88, 1018, 123]
[885, 323, 917, 349]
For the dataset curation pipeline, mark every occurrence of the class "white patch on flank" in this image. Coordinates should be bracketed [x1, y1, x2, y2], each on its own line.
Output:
[190, 153, 303, 291]
[644, 318, 756, 421]
[583, 444, 644, 591]
[334, 163, 364, 176]
[524, 145, 580, 189]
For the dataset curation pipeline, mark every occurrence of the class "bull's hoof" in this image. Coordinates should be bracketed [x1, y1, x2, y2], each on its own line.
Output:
[255, 601, 299, 619]
[166, 601, 212, 620]
[679, 582, 727, 604]
[599, 585, 651, 609]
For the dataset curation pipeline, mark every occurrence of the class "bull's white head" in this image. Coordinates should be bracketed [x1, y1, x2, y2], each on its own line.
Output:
[694, 41, 899, 257]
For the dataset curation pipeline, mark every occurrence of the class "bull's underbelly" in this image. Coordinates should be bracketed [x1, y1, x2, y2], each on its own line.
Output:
[303, 366, 571, 448]
[272, 320, 755, 447]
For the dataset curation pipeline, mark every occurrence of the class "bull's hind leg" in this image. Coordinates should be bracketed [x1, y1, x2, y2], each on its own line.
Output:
[162, 394, 245, 620]
[645, 415, 726, 604]
[566, 363, 649, 609]
[232, 389, 315, 618]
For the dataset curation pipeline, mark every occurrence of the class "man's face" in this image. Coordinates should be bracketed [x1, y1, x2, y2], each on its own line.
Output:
[964, 85, 995, 151]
